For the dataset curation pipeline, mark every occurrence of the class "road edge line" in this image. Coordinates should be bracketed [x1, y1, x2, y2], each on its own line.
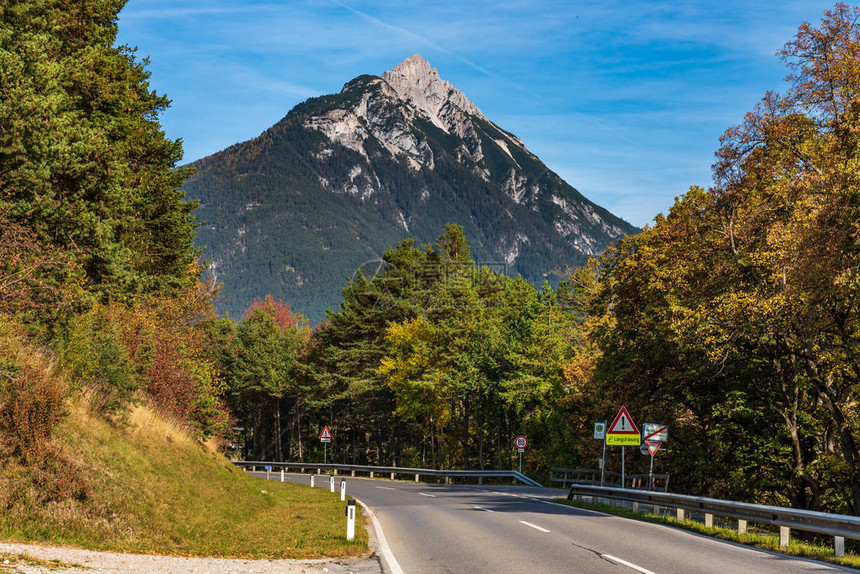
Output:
[354, 498, 404, 574]
[601, 553, 656, 574]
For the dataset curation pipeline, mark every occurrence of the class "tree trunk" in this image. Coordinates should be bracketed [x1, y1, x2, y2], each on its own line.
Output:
[805, 351, 860, 514]
[297, 407, 304, 462]
[275, 397, 283, 461]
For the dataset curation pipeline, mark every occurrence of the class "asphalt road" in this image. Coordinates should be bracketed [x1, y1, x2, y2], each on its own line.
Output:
[253, 472, 855, 574]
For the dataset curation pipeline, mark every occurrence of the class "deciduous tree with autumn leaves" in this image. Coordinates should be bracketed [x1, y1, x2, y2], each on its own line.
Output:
[581, 3, 860, 513]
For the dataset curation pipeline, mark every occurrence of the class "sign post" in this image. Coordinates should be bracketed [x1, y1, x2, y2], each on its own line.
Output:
[606, 406, 640, 488]
[515, 436, 528, 474]
[320, 426, 333, 463]
[593, 421, 606, 486]
[642, 423, 668, 491]
[645, 441, 661, 490]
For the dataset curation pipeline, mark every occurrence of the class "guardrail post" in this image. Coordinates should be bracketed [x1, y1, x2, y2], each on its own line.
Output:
[779, 526, 790, 547]
[390, 471, 395, 480]
[479, 477, 483, 485]
[632, 502, 639, 513]
[370, 471, 374, 478]
[653, 504, 660, 516]
[705, 513, 713, 528]
[346, 499, 356, 541]
[341, 479, 346, 501]
[835, 536, 845, 557]
[351, 470, 355, 477]
[445, 476, 450, 485]
[676, 508, 685, 521]
[737, 519, 747, 534]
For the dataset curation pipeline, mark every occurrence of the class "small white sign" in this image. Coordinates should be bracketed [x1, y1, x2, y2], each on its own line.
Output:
[593, 421, 606, 440]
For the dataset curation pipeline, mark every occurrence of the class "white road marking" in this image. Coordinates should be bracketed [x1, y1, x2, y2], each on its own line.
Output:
[375, 486, 396, 490]
[601, 554, 656, 574]
[418, 492, 436, 497]
[519, 520, 550, 533]
[531, 497, 614, 517]
[472, 505, 495, 512]
[354, 498, 404, 574]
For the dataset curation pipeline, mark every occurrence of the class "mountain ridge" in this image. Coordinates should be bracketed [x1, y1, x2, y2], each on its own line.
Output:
[184, 55, 638, 321]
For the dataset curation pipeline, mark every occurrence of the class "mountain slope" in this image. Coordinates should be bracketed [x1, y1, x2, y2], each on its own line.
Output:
[184, 55, 637, 321]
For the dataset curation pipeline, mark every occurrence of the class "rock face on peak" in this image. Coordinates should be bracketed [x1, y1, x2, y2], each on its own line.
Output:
[381, 54, 486, 131]
[183, 56, 638, 322]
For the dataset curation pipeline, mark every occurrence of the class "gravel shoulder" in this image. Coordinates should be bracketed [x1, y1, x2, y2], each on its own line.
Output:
[0, 542, 382, 573]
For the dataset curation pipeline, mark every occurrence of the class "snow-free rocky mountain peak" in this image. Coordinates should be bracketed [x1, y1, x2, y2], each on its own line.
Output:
[183, 55, 639, 321]
[382, 54, 487, 128]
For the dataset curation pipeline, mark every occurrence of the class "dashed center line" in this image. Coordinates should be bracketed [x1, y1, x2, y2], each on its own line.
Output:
[519, 520, 550, 532]
[472, 505, 495, 512]
[418, 492, 436, 498]
[601, 554, 656, 574]
[375, 486, 396, 490]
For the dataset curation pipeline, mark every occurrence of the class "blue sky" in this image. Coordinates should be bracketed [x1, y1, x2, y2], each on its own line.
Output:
[117, 0, 840, 228]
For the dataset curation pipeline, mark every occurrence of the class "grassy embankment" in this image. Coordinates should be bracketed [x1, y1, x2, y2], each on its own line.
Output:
[0, 400, 369, 559]
[554, 497, 860, 569]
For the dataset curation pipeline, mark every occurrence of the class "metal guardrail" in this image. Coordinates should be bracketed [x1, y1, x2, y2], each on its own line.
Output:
[567, 484, 860, 557]
[236, 461, 543, 488]
[550, 468, 670, 492]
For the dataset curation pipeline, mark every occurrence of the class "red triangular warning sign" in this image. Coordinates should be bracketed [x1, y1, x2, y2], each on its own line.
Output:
[319, 426, 333, 440]
[607, 406, 639, 435]
[646, 440, 662, 456]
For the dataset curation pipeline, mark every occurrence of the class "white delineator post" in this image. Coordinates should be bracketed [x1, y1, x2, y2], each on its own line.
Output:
[310, 475, 315, 488]
[346, 499, 356, 541]
[341, 479, 346, 501]
[330, 475, 335, 493]
[280, 468, 285, 482]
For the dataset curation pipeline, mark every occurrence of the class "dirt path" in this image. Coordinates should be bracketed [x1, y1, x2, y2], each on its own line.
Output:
[0, 543, 382, 573]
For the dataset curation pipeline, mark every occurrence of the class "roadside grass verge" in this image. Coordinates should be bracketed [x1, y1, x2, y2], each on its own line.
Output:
[553, 497, 860, 569]
[0, 400, 368, 559]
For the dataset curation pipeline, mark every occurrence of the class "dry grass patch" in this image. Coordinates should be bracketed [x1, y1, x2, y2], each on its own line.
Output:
[0, 399, 368, 559]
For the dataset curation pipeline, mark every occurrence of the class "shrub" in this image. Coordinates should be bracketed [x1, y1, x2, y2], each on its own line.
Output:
[0, 354, 67, 460]
[60, 306, 138, 417]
